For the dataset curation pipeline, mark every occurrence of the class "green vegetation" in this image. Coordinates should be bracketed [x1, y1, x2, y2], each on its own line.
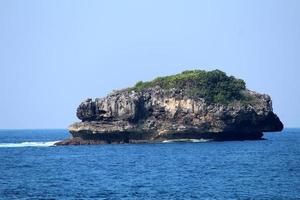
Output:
[130, 69, 247, 104]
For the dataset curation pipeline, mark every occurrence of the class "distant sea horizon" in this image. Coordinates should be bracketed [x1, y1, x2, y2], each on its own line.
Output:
[1, 127, 299, 130]
[0, 128, 297, 147]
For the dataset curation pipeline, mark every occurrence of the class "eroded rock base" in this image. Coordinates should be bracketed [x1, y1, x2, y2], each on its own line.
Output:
[55, 131, 264, 145]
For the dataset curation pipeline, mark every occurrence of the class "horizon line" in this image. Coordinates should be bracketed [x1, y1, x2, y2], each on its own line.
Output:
[0, 128, 298, 130]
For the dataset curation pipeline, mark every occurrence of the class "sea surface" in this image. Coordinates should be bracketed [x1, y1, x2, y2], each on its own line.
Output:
[0, 129, 299, 200]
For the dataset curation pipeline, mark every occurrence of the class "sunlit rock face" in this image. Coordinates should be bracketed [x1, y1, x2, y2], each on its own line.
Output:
[56, 70, 283, 145]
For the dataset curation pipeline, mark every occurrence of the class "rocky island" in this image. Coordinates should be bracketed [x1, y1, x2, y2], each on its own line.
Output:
[56, 69, 283, 145]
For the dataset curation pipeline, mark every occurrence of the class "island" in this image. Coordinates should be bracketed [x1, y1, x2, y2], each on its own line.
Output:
[56, 69, 283, 145]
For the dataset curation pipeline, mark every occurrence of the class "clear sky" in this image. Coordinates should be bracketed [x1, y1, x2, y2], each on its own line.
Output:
[0, 0, 299, 128]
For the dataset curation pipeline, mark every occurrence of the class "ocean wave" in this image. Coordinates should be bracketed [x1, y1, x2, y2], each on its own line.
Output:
[162, 139, 211, 143]
[0, 141, 59, 148]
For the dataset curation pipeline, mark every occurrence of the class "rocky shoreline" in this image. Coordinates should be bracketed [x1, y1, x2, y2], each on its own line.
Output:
[56, 70, 283, 145]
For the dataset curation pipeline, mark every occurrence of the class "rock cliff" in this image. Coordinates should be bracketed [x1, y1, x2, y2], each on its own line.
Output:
[56, 70, 283, 145]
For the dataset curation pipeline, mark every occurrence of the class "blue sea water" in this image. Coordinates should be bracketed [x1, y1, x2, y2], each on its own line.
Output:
[0, 129, 299, 199]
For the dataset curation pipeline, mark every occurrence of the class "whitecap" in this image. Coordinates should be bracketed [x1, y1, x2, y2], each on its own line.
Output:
[162, 139, 211, 143]
[0, 141, 59, 148]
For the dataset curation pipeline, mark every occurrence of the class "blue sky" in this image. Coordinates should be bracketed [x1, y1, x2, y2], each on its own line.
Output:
[0, 0, 299, 128]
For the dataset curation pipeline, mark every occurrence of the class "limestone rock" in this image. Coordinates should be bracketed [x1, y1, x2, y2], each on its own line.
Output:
[56, 70, 283, 145]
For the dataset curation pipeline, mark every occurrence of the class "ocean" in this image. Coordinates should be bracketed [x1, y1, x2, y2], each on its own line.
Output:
[0, 129, 299, 199]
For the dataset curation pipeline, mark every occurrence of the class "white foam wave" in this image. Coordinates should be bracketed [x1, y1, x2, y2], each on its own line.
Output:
[0, 141, 59, 148]
[162, 139, 211, 143]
